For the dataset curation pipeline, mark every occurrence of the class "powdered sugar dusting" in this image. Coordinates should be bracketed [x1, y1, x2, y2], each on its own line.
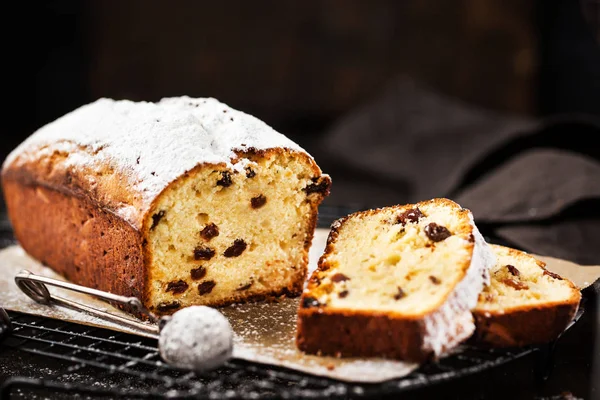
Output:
[159, 306, 233, 371]
[3, 97, 309, 227]
[421, 216, 496, 356]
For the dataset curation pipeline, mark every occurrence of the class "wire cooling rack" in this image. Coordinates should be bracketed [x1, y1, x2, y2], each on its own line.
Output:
[0, 206, 586, 399]
[1, 310, 555, 399]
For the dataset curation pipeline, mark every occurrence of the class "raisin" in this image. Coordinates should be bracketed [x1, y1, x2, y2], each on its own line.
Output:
[394, 287, 406, 300]
[246, 167, 256, 178]
[166, 280, 188, 294]
[303, 178, 329, 195]
[429, 275, 441, 284]
[150, 210, 166, 230]
[502, 278, 529, 290]
[251, 194, 267, 209]
[330, 273, 350, 283]
[224, 239, 247, 257]
[194, 246, 215, 260]
[424, 223, 452, 242]
[200, 223, 219, 240]
[543, 269, 563, 280]
[339, 290, 349, 298]
[506, 264, 520, 276]
[236, 282, 253, 291]
[190, 266, 207, 280]
[302, 296, 321, 308]
[396, 207, 424, 225]
[157, 301, 180, 312]
[216, 171, 232, 187]
[198, 280, 216, 295]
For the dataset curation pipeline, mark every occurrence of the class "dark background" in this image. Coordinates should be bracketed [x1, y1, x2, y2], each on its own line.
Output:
[4, 0, 600, 167]
[1, 1, 600, 399]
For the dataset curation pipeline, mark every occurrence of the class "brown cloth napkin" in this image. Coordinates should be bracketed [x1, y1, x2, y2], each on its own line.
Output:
[314, 78, 600, 265]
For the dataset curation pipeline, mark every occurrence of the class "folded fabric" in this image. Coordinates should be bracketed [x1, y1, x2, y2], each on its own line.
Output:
[313, 77, 600, 265]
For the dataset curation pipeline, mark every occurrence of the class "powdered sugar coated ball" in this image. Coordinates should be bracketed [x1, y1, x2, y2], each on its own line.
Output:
[158, 306, 233, 371]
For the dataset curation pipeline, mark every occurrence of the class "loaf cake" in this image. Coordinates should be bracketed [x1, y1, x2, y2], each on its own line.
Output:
[2, 97, 331, 315]
[473, 244, 581, 347]
[296, 198, 496, 362]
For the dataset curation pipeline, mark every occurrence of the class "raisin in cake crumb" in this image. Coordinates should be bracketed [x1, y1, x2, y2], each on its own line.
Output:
[198, 280, 217, 295]
[194, 246, 215, 260]
[330, 273, 350, 282]
[506, 265, 520, 276]
[250, 195, 267, 209]
[200, 223, 219, 240]
[157, 301, 181, 312]
[224, 239, 247, 257]
[190, 266, 207, 280]
[151, 210, 166, 230]
[166, 280, 189, 294]
[396, 207, 423, 225]
[502, 278, 529, 290]
[424, 223, 452, 242]
[394, 287, 406, 300]
[216, 171, 232, 187]
[303, 178, 329, 195]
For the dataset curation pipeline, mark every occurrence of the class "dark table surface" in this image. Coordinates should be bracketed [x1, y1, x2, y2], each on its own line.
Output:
[0, 208, 598, 400]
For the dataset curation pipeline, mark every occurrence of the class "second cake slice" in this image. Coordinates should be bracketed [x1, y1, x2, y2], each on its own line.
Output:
[296, 198, 496, 362]
[473, 244, 581, 347]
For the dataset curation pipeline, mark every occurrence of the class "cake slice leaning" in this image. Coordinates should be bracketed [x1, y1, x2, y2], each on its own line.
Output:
[296, 198, 496, 362]
[473, 245, 581, 347]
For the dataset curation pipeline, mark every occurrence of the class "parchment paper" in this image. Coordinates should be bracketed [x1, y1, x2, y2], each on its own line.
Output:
[1, 229, 598, 382]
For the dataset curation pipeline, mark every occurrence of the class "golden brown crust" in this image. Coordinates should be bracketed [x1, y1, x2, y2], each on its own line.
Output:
[296, 308, 431, 362]
[472, 244, 581, 347]
[2, 180, 147, 301]
[3, 145, 147, 228]
[472, 301, 579, 347]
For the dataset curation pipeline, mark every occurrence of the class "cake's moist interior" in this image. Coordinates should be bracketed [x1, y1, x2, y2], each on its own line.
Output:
[146, 151, 323, 312]
[308, 203, 473, 316]
[476, 246, 576, 310]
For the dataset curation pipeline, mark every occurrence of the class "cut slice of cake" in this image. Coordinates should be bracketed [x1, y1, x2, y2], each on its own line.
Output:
[2, 97, 331, 316]
[473, 245, 581, 347]
[296, 198, 496, 362]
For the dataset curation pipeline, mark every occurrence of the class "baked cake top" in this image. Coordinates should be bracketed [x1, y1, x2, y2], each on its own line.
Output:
[3, 97, 317, 228]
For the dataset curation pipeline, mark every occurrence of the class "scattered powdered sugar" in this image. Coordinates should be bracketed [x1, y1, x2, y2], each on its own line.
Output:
[3, 96, 309, 227]
[421, 215, 496, 356]
[158, 306, 233, 371]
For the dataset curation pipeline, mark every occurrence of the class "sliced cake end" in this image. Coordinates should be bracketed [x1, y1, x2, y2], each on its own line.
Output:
[473, 244, 581, 347]
[295, 198, 496, 362]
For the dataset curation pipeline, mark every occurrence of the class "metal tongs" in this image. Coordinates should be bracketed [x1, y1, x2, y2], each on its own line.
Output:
[14, 269, 160, 338]
[13, 269, 234, 371]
